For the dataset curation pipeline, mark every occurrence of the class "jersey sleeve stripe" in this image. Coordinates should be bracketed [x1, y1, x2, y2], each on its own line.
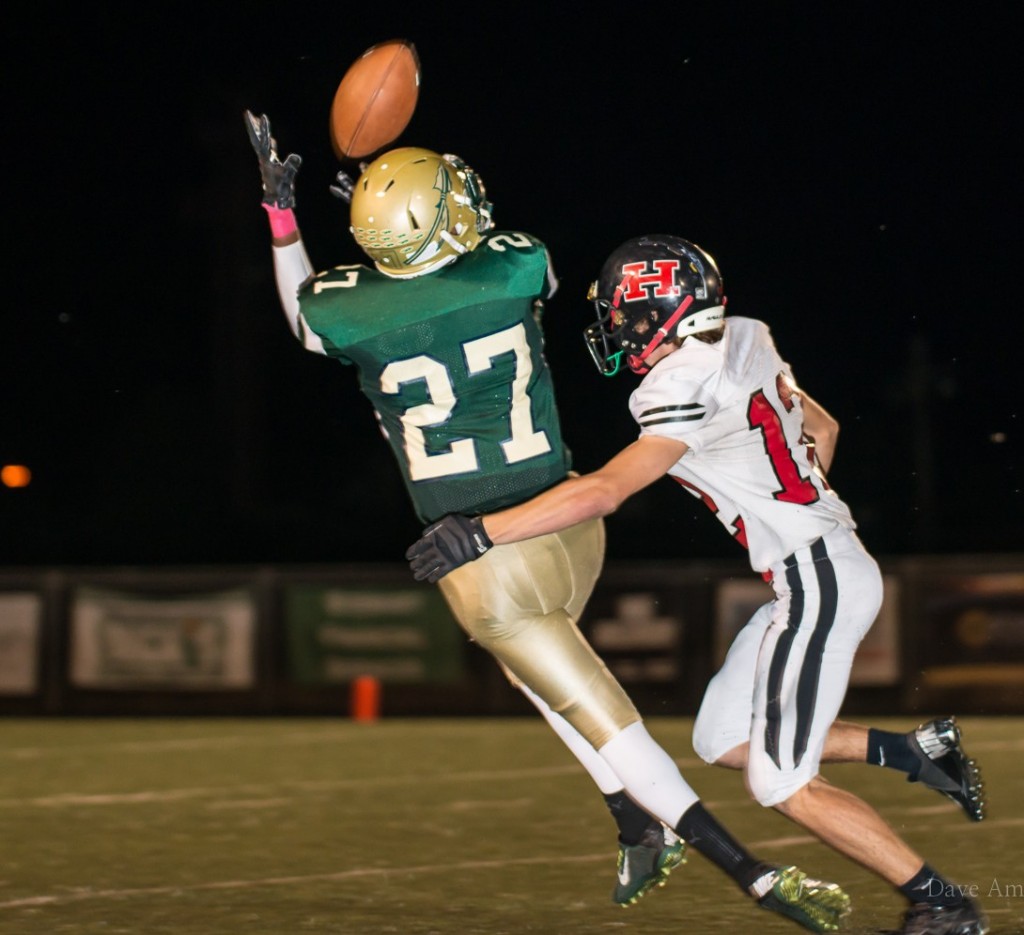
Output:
[639, 414, 705, 426]
[640, 403, 703, 416]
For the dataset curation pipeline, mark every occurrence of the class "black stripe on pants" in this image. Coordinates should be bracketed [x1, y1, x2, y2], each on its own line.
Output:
[793, 537, 839, 766]
[763, 537, 839, 769]
[764, 552, 803, 769]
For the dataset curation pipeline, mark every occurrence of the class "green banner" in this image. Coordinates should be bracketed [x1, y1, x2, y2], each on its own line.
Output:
[284, 585, 464, 685]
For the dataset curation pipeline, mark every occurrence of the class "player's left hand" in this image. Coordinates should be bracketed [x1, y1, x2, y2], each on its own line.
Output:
[406, 514, 493, 583]
[329, 169, 355, 203]
[243, 110, 302, 209]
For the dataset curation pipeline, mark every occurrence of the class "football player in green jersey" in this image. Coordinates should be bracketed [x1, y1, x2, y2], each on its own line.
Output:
[244, 111, 851, 931]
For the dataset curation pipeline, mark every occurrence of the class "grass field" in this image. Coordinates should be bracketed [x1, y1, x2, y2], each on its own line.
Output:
[0, 716, 1021, 934]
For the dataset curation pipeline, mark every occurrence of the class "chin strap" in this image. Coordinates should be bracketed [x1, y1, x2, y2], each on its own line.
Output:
[626, 295, 694, 374]
[439, 230, 469, 254]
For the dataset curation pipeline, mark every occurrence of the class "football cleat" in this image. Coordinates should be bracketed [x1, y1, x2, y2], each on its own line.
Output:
[757, 866, 851, 932]
[895, 900, 989, 935]
[908, 717, 985, 822]
[612, 822, 687, 906]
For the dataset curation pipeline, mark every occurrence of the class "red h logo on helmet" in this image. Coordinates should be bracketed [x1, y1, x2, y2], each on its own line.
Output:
[620, 260, 681, 302]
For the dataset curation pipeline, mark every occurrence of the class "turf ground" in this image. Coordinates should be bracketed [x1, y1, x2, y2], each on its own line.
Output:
[0, 716, 1021, 935]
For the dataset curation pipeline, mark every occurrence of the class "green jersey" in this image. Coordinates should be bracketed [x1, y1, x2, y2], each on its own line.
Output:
[296, 231, 572, 523]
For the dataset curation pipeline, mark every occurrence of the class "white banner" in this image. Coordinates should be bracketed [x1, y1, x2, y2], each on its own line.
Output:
[69, 587, 255, 690]
[0, 592, 42, 695]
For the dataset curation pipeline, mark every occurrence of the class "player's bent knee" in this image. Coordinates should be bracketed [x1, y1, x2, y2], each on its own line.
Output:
[692, 705, 737, 764]
[691, 719, 717, 764]
[712, 743, 748, 770]
[692, 723, 743, 768]
[769, 777, 830, 820]
[746, 773, 778, 807]
[692, 710, 749, 768]
[746, 762, 815, 808]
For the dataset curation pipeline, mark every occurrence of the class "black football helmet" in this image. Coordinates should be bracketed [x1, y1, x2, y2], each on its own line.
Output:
[584, 234, 726, 376]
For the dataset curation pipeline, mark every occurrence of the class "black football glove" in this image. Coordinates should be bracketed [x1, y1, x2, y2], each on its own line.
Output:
[406, 514, 494, 584]
[243, 110, 302, 209]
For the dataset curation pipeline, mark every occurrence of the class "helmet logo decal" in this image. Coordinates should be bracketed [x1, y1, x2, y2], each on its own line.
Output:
[620, 260, 681, 302]
[407, 164, 452, 265]
[586, 235, 724, 377]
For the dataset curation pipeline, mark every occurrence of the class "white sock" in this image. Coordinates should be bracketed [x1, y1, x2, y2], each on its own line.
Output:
[598, 721, 700, 827]
[517, 683, 624, 794]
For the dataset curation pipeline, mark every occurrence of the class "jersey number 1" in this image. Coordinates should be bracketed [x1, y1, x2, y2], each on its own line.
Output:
[747, 390, 819, 505]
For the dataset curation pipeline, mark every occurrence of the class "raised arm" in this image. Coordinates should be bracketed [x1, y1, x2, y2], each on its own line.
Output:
[243, 110, 313, 337]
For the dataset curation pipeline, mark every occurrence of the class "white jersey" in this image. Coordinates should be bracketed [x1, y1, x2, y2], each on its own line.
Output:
[629, 316, 855, 571]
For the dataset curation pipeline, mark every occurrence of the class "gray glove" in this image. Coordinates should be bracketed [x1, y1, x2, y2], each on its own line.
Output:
[330, 161, 371, 203]
[329, 169, 355, 203]
[406, 514, 493, 583]
[243, 110, 302, 209]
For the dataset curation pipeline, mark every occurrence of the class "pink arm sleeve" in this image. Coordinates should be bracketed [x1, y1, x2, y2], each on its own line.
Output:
[263, 205, 298, 239]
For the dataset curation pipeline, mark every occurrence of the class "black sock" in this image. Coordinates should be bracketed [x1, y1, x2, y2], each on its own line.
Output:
[675, 801, 773, 893]
[603, 791, 655, 846]
[867, 728, 921, 776]
[899, 863, 966, 907]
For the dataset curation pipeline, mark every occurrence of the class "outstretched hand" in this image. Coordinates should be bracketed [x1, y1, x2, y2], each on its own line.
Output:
[329, 169, 354, 203]
[405, 514, 494, 583]
[243, 110, 302, 209]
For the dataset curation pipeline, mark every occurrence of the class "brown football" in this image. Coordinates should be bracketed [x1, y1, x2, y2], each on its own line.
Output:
[330, 39, 420, 160]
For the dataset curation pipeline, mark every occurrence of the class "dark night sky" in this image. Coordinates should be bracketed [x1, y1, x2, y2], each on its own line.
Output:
[2, 4, 1020, 567]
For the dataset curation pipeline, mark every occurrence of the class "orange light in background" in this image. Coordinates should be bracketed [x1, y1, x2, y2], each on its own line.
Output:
[1, 464, 32, 488]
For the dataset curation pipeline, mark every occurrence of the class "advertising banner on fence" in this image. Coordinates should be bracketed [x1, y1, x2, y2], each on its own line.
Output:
[918, 571, 1024, 689]
[585, 591, 683, 684]
[284, 585, 463, 684]
[0, 591, 42, 695]
[69, 587, 256, 690]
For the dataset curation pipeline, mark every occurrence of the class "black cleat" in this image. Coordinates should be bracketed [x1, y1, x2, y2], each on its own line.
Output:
[908, 717, 985, 822]
[895, 900, 989, 934]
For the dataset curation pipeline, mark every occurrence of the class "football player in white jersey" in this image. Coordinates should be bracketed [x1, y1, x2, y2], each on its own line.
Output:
[407, 235, 988, 935]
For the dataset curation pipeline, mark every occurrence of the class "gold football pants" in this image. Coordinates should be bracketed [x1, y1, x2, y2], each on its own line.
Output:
[438, 517, 641, 749]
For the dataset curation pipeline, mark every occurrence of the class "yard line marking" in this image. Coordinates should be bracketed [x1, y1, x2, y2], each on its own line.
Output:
[448, 798, 534, 812]
[0, 854, 611, 909]
[0, 763, 1001, 814]
[963, 739, 1024, 751]
[2, 727, 1020, 761]
[898, 804, 971, 816]
[0, 730, 381, 760]
[0, 762, 708, 809]
[2, 819, 1021, 912]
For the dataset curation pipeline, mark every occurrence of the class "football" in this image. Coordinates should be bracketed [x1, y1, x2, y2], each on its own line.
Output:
[330, 39, 420, 160]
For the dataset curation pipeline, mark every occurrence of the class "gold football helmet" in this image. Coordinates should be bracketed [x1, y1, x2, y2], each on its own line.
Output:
[350, 147, 494, 278]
